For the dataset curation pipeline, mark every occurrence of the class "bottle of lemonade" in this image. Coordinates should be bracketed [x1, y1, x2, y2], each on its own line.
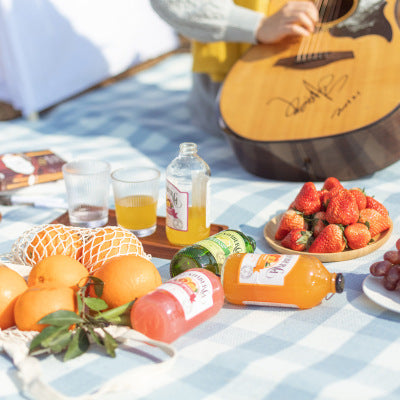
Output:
[130, 269, 224, 343]
[221, 253, 344, 309]
[170, 229, 256, 277]
[166, 142, 211, 246]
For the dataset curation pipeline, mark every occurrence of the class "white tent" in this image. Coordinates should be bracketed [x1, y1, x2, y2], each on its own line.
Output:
[0, 0, 179, 118]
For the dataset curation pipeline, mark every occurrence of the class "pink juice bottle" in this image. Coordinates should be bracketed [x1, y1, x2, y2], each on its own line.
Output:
[130, 268, 224, 343]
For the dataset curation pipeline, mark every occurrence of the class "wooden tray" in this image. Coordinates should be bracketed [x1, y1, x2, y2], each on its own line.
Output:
[51, 210, 228, 260]
[264, 213, 393, 263]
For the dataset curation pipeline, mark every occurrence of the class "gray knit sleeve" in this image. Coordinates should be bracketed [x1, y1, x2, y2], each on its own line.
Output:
[150, 0, 264, 44]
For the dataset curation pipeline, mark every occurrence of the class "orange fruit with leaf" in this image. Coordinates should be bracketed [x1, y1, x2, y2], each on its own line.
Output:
[14, 285, 77, 332]
[27, 255, 88, 291]
[90, 254, 162, 308]
[0, 264, 28, 329]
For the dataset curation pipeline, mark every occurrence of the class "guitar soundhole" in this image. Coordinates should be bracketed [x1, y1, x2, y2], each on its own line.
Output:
[319, 0, 353, 23]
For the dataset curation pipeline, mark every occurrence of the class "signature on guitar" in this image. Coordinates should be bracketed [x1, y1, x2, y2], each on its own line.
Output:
[331, 90, 362, 119]
[266, 74, 348, 117]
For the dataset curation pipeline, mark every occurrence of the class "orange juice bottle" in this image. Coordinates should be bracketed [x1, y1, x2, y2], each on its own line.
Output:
[166, 142, 211, 246]
[221, 253, 344, 309]
[130, 269, 224, 343]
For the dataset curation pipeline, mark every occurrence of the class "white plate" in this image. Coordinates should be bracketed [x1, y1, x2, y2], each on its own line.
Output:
[362, 275, 400, 313]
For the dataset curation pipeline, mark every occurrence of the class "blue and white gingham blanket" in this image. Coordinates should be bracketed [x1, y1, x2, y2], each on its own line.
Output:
[1, 52, 400, 400]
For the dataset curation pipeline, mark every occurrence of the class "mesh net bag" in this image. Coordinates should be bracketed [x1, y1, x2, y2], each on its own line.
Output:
[80, 226, 151, 273]
[0, 325, 176, 400]
[7, 224, 150, 273]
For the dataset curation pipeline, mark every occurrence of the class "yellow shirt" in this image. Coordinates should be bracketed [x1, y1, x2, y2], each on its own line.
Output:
[192, 0, 268, 82]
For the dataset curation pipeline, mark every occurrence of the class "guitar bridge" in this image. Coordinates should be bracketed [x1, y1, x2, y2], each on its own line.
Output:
[275, 51, 354, 69]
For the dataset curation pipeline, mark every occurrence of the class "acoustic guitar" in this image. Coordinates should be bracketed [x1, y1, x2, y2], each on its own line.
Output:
[219, 0, 400, 181]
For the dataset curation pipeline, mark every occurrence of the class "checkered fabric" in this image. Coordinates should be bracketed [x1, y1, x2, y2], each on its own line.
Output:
[1, 53, 400, 400]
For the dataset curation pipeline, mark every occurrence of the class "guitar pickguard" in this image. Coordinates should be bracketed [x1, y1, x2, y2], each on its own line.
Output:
[329, 0, 393, 41]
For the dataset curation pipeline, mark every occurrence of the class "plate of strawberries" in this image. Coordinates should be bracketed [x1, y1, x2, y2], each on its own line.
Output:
[264, 177, 393, 262]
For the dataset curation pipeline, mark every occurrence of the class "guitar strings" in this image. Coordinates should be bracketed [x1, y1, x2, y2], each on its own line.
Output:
[309, 0, 344, 57]
[296, 0, 344, 63]
[296, 0, 322, 62]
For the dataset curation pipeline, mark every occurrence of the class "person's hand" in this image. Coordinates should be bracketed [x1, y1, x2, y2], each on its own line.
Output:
[255, 1, 319, 44]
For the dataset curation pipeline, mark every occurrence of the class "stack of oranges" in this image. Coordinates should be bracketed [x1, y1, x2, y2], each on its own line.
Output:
[1, 225, 162, 333]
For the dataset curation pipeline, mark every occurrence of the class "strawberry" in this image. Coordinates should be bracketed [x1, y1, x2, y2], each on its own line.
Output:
[365, 196, 388, 216]
[325, 189, 359, 226]
[281, 229, 312, 251]
[308, 224, 346, 253]
[344, 223, 371, 250]
[322, 177, 343, 192]
[275, 209, 307, 240]
[321, 186, 344, 210]
[349, 188, 367, 211]
[312, 211, 327, 237]
[358, 208, 391, 237]
[293, 182, 321, 215]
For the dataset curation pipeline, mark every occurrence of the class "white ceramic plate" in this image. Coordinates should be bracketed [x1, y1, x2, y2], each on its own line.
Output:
[362, 275, 400, 313]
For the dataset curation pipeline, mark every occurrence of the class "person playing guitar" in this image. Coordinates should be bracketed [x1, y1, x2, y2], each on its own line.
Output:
[150, 0, 318, 136]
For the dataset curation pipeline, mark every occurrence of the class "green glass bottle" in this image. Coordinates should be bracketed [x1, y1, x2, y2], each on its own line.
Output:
[170, 229, 256, 277]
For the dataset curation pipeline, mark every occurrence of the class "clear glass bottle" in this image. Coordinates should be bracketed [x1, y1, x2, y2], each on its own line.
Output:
[166, 142, 211, 246]
[169, 229, 256, 277]
[221, 253, 344, 309]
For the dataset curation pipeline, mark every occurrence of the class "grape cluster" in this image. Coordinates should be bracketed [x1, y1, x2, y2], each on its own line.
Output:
[370, 239, 400, 291]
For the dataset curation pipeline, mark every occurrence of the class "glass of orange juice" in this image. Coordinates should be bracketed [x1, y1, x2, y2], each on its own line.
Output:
[111, 167, 160, 237]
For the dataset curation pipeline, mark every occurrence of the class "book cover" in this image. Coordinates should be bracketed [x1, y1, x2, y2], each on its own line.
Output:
[0, 150, 66, 191]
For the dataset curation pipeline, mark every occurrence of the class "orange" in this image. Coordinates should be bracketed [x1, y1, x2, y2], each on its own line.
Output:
[0, 264, 28, 329]
[81, 227, 147, 273]
[27, 255, 89, 291]
[25, 224, 83, 266]
[14, 285, 77, 332]
[90, 254, 162, 309]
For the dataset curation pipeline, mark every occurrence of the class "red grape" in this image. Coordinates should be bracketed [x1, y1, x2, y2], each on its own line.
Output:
[383, 266, 400, 291]
[383, 250, 400, 264]
[370, 260, 392, 277]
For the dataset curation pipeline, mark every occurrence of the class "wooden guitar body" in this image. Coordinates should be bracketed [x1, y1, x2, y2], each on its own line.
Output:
[219, 0, 400, 181]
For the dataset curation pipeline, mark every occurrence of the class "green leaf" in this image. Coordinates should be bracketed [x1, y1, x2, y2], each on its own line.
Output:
[84, 297, 108, 311]
[87, 326, 104, 347]
[47, 330, 73, 354]
[89, 276, 104, 297]
[29, 325, 62, 353]
[98, 300, 134, 322]
[102, 329, 118, 358]
[103, 314, 132, 327]
[39, 310, 84, 326]
[76, 291, 84, 314]
[64, 328, 90, 361]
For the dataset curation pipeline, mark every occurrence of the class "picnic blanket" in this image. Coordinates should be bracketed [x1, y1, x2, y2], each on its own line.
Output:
[0, 52, 400, 400]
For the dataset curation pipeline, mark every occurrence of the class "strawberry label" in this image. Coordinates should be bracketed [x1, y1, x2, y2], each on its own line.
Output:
[166, 179, 189, 231]
[159, 270, 213, 320]
[238, 254, 298, 285]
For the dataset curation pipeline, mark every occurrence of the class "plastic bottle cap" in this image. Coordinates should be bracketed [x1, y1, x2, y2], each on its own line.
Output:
[335, 273, 345, 293]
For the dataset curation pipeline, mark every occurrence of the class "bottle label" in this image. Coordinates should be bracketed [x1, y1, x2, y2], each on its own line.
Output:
[198, 231, 248, 273]
[159, 270, 213, 320]
[166, 179, 188, 231]
[238, 254, 298, 285]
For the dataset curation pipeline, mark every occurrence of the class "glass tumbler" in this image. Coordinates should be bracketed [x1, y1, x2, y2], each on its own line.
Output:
[62, 159, 111, 228]
[111, 167, 160, 237]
